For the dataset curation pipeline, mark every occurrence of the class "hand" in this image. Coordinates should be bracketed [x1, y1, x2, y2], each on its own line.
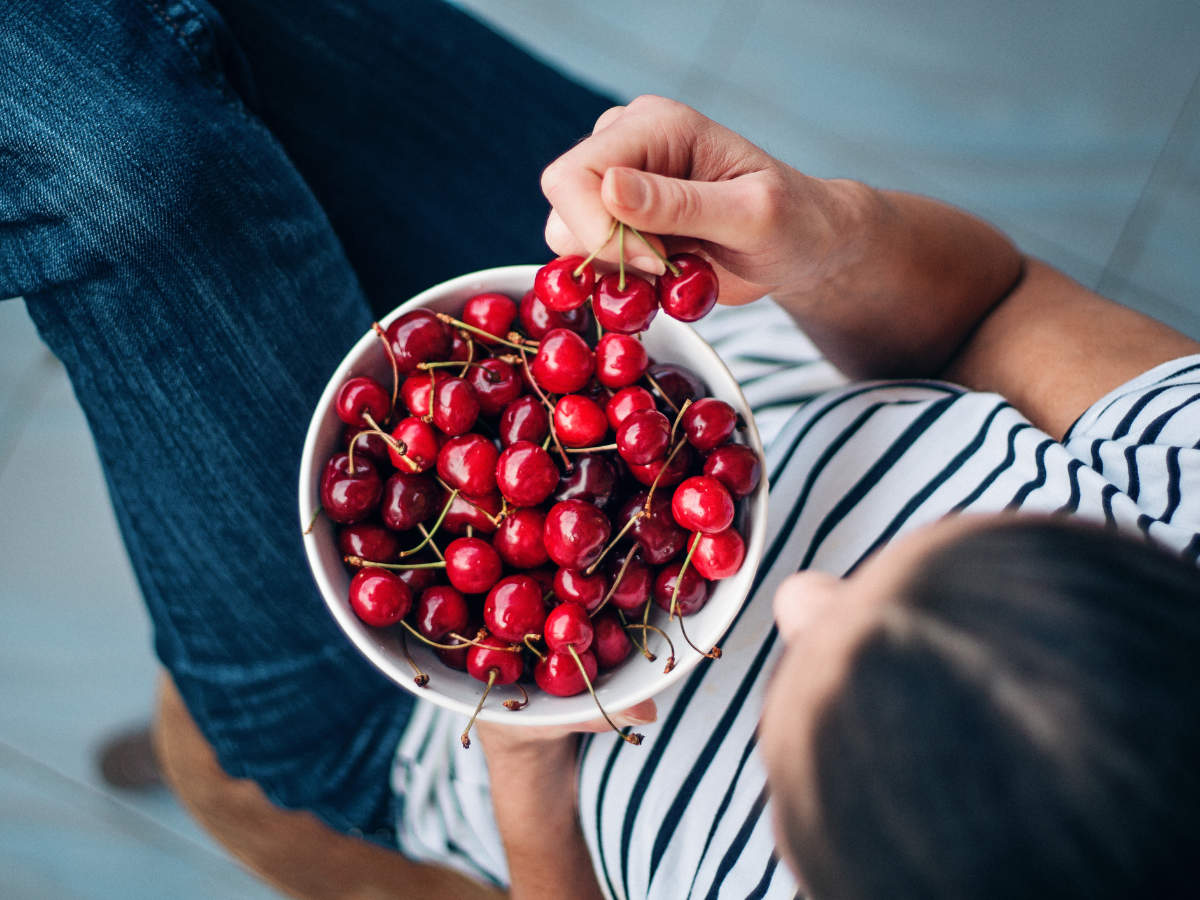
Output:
[539, 95, 859, 306]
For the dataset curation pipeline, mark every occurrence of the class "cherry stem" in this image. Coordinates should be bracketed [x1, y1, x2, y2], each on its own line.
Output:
[344, 557, 446, 570]
[503, 683, 530, 711]
[457, 332, 476, 378]
[417, 523, 446, 561]
[643, 372, 680, 414]
[678, 612, 722, 660]
[399, 621, 506, 653]
[668, 537, 699, 622]
[567, 646, 642, 745]
[523, 633, 545, 661]
[625, 225, 681, 277]
[436, 313, 529, 352]
[302, 504, 323, 536]
[361, 412, 419, 472]
[417, 359, 486, 372]
[618, 609, 655, 660]
[669, 397, 694, 444]
[592, 544, 638, 617]
[565, 443, 618, 453]
[618, 221, 626, 292]
[460, 668, 498, 749]
[372, 321, 400, 416]
[517, 346, 571, 469]
[399, 490, 457, 557]
[434, 476, 504, 526]
[585, 510, 645, 576]
[399, 631, 430, 687]
[624, 623, 676, 674]
[643, 439, 688, 513]
[574, 218, 619, 277]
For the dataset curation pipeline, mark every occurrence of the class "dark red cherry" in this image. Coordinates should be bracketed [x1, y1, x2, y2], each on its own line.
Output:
[657, 253, 719, 322]
[467, 359, 522, 416]
[435, 631, 472, 671]
[467, 635, 524, 685]
[553, 567, 608, 613]
[681, 398, 736, 451]
[483, 574, 547, 643]
[380, 471, 439, 531]
[335, 376, 390, 427]
[687, 528, 746, 580]
[554, 394, 609, 448]
[543, 499, 612, 571]
[534, 647, 598, 697]
[671, 476, 734, 534]
[606, 555, 654, 612]
[593, 272, 658, 333]
[646, 362, 707, 412]
[606, 386, 656, 430]
[653, 561, 710, 616]
[462, 292, 518, 345]
[338, 523, 400, 563]
[498, 395, 550, 447]
[441, 490, 502, 536]
[495, 441, 559, 507]
[431, 377, 480, 436]
[627, 443, 694, 488]
[493, 508, 549, 569]
[397, 563, 440, 596]
[554, 453, 617, 508]
[320, 452, 382, 524]
[616, 409, 671, 465]
[531, 328, 595, 395]
[543, 602, 594, 652]
[534, 256, 596, 312]
[518, 289, 591, 340]
[595, 333, 649, 388]
[448, 329, 472, 362]
[386, 309, 452, 375]
[703, 444, 762, 499]
[445, 537, 504, 595]
[415, 585, 470, 640]
[436, 433, 499, 498]
[592, 611, 633, 670]
[618, 492, 685, 565]
[343, 426, 391, 464]
[348, 568, 412, 627]
[389, 417, 439, 472]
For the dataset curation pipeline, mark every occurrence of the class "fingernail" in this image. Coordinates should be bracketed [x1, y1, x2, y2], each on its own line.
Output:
[630, 254, 665, 276]
[611, 169, 648, 212]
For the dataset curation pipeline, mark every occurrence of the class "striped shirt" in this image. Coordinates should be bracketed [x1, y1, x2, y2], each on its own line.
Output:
[391, 301, 1200, 898]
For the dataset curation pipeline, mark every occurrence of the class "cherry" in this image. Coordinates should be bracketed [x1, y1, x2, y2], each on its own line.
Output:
[671, 475, 735, 533]
[448, 329, 472, 362]
[681, 398, 737, 451]
[591, 611, 633, 669]
[618, 492, 685, 565]
[554, 453, 617, 508]
[646, 362, 707, 412]
[703, 444, 762, 498]
[319, 452, 382, 524]
[343, 427, 391, 464]
[484, 574, 547, 643]
[606, 554, 654, 612]
[553, 567, 608, 613]
[431, 377, 480, 436]
[605, 385, 656, 430]
[335, 376, 390, 427]
[593, 272, 658, 333]
[437, 433, 499, 498]
[467, 358, 522, 416]
[495, 441, 559, 507]
[530, 329, 594, 394]
[466, 634, 524, 685]
[688, 528, 746, 580]
[657, 253, 719, 322]
[462, 292, 518, 345]
[445, 537, 503, 594]
[349, 568, 412, 627]
[380, 471, 439, 531]
[415, 585, 470, 640]
[616, 409, 670, 465]
[554, 394, 609, 448]
[386, 309, 452, 375]
[653, 562, 710, 616]
[338, 523, 400, 563]
[493, 507, 549, 569]
[442, 490, 502, 536]
[389, 417, 439, 472]
[498, 395, 549, 447]
[543, 499, 612, 571]
[400, 370, 449, 419]
[595, 333, 649, 388]
[534, 256, 595, 312]
[435, 631, 472, 671]
[534, 647, 598, 697]
[397, 564, 440, 597]
[543, 602, 594, 652]
[518, 289, 591, 340]
[627, 443, 693, 488]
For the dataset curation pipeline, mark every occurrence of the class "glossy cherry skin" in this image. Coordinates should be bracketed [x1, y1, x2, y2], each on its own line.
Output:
[606, 555, 654, 612]
[435, 631, 472, 671]
[627, 443, 694, 488]
[467, 358, 522, 416]
[594, 333, 648, 389]
[386, 309, 452, 375]
[467, 635, 524, 685]
[498, 395, 549, 447]
[343, 426, 391, 465]
[437, 433, 499, 498]
[389, 417, 439, 472]
[653, 561, 710, 616]
[320, 453, 383, 524]
[335, 376, 390, 427]
[646, 362, 707, 413]
[530, 329, 594, 394]
[518, 289, 592, 340]
[415, 585, 470, 640]
[495, 441, 559, 507]
[462, 292, 518, 344]
[444, 536, 504, 594]
[592, 611, 633, 669]
[606, 386, 656, 430]
[593, 272, 658, 333]
[348, 568, 412, 627]
[397, 563, 440, 597]
[534, 256, 596, 312]
[483, 574, 547, 643]
[553, 567, 608, 613]
[688, 528, 746, 580]
[671, 475, 735, 534]
[618, 492, 686, 565]
[338, 523, 400, 563]
[448, 329, 472, 363]
[703, 444, 762, 498]
[543, 602, 594, 652]
[431, 377, 480, 436]
[681, 398, 737, 451]
[616, 408, 671, 465]
[380, 471, 439, 531]
[400, 370, 448, 419]
[493, 507, 549, 569]
[554, 394, 609, 448]
[534, 647, 598, 696]
[657, 253, 719, 322]
[441, 490, 502, 536]
[554, 453, 617, 508]
[543, 499, 612, 571]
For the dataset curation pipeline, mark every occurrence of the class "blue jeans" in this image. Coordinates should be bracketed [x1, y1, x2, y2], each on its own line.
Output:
[0, 0, 612, 844]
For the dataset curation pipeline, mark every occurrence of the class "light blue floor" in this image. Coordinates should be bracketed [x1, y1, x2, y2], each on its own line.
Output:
[2, 2, 1198, 897]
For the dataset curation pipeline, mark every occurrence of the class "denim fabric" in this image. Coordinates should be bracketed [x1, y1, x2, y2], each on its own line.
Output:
[0, 0, 611, 842]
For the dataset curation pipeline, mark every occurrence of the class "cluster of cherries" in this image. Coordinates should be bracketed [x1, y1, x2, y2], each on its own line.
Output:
[315, 240, 761, 746]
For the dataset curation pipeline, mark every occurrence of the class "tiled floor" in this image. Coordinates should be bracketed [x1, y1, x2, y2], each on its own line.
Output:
[2, 1, 1198, 897]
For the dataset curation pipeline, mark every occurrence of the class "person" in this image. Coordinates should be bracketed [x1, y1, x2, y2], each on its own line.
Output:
[5, 4, 1199, 899]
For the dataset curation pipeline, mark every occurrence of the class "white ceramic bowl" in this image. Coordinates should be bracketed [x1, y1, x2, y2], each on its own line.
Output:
[299, 265, 768, 726]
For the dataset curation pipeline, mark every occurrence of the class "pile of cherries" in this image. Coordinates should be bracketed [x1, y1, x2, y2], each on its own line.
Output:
[315, 244, 761, 746]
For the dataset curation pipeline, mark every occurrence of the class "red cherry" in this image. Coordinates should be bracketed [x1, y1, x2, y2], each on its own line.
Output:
[445, 537, 503, 594]
[592, 612, 633, 670]
[389, 417, 439, 472]
[657, 253, 719, 322]
[386, 309, 452, 375]
[681, 398, 737, 451]
[703, 444, 762, 499]
[462, 292, 518, 345]
[543, 499, 612, 571]
[495, 441, 559, 507]
[349, 568, 412, 627]
[530, 329, 594, 394]
[431, 377, 480, 436]
[415, 585, 470, 640]
[618, 492, 686, 565]
[671, 475, 735, 534]
[616, 409, 671, 465]
[435, 631, 473, 671]
[554, 394, 609, 448]
[687, 528, 746, 580]
[335, 376, 390, 427]
[493, 508, 549, 569]
[593, 272, 658, 333]
[646, 363, 707, 413]
[448, 329, 472, 362]
[467, 358, 522, 416]
[498, 395, 549, 447]
[606, 554, 654, 612]
[338, 523, 400, 563]
[518, 289, 591, 340]
[595, 333, 649, 389]
[397, 564, 440, 597]
[319, 453, 383, 524]
[343, 427, 391, 464]
[543, 602, 594, 652]
[627, 443, 694, 488]
[553, 453, 617, 508]
[441, 490, 502, 536]
[653, 562, 710, 615]
[380, 471, 439, 531]
[606, 386, 656, 430]
[437, 433, 499, 498]
[400, 370, 449, 419]
[466, 635, 524, 685]
[553, 567, 608, 613]
[483, 574, 547, 643]
[534, 647, 598, 696]
[534, 256, 596, 312]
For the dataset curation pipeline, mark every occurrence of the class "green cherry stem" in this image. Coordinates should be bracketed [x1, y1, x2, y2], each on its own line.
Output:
[567, 645, 642, 745]
[618, 221, 627, 291]
[669, 397, 694, 444]
[302, 504, 323, 536]
[573, 218, 619, 277]
[625, 225, 681, 277]
[668, 536, 699, 622]
[565, 443, 618, 453]
[371, 321, 400, 416]
[585, 509, 645, 576]
[398, 630, 430, 687]
[343, 557, 446, 570]
[417, 523, 446, 562]
[643, 371, 680, 415]
[398, 489, 458, 557]
[435, 313, 529, 352]
[642, 439, 688, 513]
[590, 543, 639, 615]
[460, 668, 498, 749]
[623, 622, 676, 674]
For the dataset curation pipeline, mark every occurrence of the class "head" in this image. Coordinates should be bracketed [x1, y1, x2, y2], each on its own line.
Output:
[761, 515, 1200, 899]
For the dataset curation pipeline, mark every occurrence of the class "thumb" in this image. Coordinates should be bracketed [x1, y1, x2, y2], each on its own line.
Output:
[601, 167, 756, 248]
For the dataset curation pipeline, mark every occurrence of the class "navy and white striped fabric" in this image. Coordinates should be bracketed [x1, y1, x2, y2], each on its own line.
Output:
[391, 301, 1200, 898]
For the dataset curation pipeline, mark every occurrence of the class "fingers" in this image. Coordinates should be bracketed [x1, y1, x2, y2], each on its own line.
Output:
[576, 698, 658, 734]
[591, 104, 626, 134]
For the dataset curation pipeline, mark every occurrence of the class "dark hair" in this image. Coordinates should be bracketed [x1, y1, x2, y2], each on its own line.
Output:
[781, 517, 1200, 900]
